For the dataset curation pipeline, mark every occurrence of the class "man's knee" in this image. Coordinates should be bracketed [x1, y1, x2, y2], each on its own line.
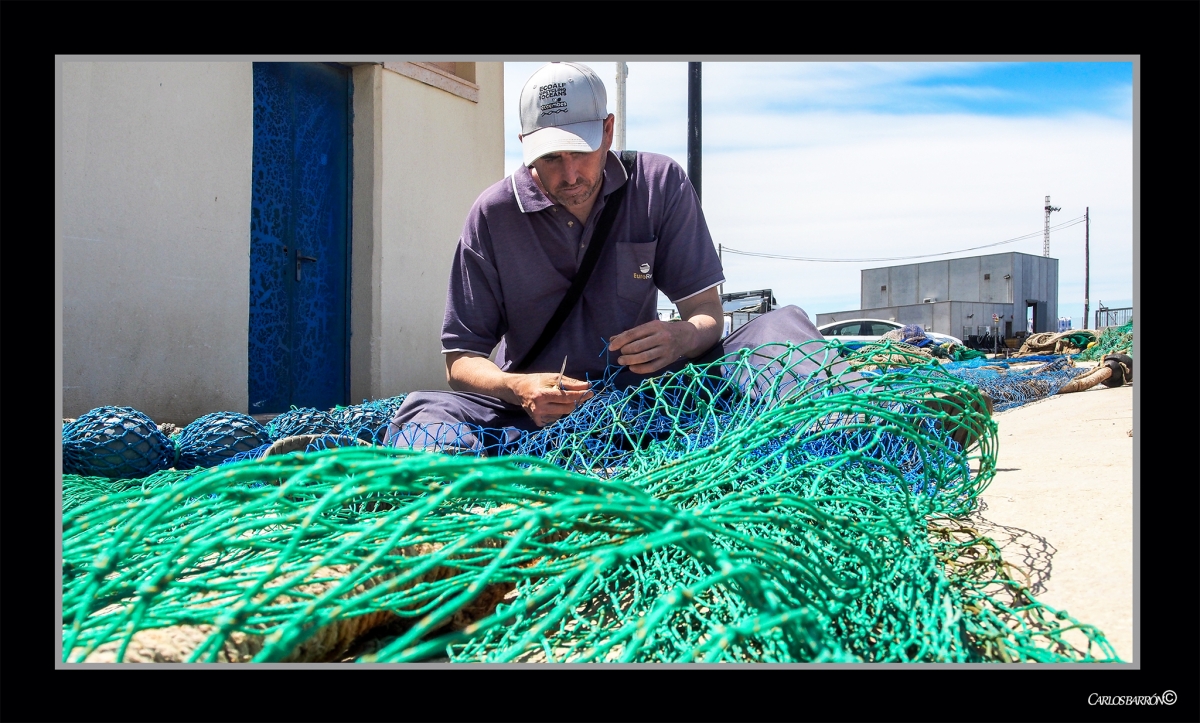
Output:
[386, 391, 461, 445]
[391, 391, 442, 424]
[765, 305, 822, 341]
[725, 305, 822, 351]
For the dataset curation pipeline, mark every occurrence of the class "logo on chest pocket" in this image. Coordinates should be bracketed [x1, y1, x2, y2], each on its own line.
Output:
[616, 240, 658, 303]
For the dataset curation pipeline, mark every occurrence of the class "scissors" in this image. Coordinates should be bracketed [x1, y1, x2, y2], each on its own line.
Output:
[556, 355, 568, 392]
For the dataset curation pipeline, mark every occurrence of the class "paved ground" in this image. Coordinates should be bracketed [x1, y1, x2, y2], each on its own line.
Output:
[967, 371, 1134, 662]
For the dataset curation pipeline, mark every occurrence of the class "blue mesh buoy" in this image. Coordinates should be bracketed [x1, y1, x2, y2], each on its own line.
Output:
[62, 406, 173, 479]
[267, 408, 341, 440]
[175, 412, 271, 470]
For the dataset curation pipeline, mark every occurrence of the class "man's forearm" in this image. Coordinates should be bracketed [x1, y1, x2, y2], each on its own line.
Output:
[682, 308, 722, 357]
[445, 351, 594, 426]
[680, 297, 724, 358]
[445, 353, 523, 405]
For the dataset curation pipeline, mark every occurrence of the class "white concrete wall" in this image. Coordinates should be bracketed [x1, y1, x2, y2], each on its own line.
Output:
[369, 63, 505, 397]
[350, 65, 385, 404]
[61, 62, 253, 423]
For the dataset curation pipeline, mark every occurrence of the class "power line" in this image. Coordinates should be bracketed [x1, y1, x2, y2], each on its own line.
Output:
[722, 215, 1088, 263]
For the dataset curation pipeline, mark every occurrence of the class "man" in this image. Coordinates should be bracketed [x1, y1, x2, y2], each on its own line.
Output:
[389, 62, 826, 450]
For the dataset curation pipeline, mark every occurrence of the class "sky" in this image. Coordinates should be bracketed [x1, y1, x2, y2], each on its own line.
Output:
[502, 61, 1135, 329]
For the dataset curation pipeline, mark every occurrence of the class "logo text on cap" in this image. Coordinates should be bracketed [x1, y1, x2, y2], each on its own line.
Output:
[538, 83, 569, 117]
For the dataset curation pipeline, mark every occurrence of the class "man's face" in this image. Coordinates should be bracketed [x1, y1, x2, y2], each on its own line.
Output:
[531, 150, 606, 210]
[526, 115, 615, 211]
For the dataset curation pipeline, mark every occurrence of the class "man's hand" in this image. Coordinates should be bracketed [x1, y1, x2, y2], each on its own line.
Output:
[608, 287, 724, 374]
[512, 374, 593, 427]
[446, 352, 595, 427]
[608, 320, 698, 374]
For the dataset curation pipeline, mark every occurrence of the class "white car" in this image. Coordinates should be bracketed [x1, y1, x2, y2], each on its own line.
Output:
[817, 318, 963, 347]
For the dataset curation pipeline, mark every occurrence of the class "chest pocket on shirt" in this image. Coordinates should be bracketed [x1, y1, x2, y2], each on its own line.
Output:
[614, 240, 658, 304]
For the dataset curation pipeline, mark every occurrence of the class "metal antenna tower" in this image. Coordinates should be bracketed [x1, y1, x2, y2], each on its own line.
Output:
[1043, 195, 1061, 256]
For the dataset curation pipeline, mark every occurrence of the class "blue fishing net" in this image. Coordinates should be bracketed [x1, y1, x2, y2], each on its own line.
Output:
[940, 356, 1083, 412]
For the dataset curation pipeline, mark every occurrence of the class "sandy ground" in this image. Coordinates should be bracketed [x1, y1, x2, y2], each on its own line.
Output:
[967, 373, 1134, 663]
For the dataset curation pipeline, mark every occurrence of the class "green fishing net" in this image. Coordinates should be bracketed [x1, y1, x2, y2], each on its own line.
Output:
[61, 340, 1120, 663]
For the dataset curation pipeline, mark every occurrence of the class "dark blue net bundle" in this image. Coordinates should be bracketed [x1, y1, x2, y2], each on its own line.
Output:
[940, 356, 1084, 412]
[1002, 354, 1064, 364]
[942, 354, 1064, 372]
[266, 408, 342, 440]
[62, 407, 174, 479]
[513, 368, 742, 476]
[173, 412, 271, 470]
[383, 342, 891, 472]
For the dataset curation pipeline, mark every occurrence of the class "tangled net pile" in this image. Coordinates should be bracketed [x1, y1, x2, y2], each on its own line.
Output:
[1074, 320, 1133, 362]
[62, 340, 1120, 663]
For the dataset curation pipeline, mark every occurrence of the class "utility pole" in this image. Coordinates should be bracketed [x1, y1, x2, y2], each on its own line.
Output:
[687, 62, 702, 204]
[613, 62, 628, 152]
[1083, 207, 1090, 329]
[1043, 195, 1061, 257]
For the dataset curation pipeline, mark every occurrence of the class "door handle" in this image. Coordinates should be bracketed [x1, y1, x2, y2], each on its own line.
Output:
[296, 250, 317, 281]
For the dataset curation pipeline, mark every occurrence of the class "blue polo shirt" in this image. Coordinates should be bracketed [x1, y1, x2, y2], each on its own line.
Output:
[441, 150, 725, 384]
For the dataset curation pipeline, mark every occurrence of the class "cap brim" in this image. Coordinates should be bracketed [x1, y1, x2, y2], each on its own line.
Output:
[522, 120, 604, 166]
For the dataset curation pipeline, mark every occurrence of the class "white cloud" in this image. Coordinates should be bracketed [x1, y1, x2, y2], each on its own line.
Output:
[699, 62, 995, 111]
[704, 113, 1132, 320]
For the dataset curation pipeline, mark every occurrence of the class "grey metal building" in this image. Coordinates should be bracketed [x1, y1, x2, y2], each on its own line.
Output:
[815, 252, 1059, 342]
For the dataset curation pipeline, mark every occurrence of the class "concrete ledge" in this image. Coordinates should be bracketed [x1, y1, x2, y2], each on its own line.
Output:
[382, 62, 479, 102]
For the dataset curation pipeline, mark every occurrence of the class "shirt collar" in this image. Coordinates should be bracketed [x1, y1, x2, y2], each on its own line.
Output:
[511, 150, 630, 214]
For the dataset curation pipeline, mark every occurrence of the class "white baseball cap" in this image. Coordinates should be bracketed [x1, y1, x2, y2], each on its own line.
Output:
[519, 62, 609, 167]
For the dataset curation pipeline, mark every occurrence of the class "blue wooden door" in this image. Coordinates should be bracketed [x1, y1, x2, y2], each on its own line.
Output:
[249, 63, 351, 414]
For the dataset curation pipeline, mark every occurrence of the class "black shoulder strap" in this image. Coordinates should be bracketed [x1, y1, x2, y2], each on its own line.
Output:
[513, 151, 637, 372]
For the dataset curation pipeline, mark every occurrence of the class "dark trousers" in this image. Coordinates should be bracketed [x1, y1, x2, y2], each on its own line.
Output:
[387, 306, 831, 449]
